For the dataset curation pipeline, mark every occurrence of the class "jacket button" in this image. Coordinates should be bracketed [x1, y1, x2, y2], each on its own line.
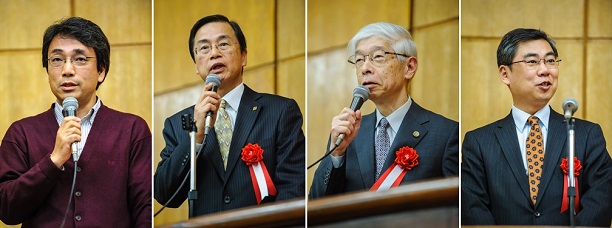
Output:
[75, 191, 81, 197]
[534, 212, 541, 217]
[75, 215, 82, 221]
[224, 196, 231, 204]
[324, 179, 328, 184]
[76, 166, 81, 172]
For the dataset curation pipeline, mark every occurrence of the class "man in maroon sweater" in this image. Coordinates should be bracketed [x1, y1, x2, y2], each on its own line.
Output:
[0, 17, 151, 227]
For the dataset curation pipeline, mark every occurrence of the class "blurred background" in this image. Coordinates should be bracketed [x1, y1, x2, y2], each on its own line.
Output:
[461, 0, 612, 159]
[152, 0, 305, 225]
[0, 0, 151, 227]
[306, 0, 459, 196]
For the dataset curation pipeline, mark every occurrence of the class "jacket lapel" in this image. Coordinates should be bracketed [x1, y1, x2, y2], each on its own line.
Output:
[383, 102, 428, 175]
[224, 85, 261, 180]
[535, 108, 566, 208]
[495, 112, 531, 201]
[355, 113, 376, 188]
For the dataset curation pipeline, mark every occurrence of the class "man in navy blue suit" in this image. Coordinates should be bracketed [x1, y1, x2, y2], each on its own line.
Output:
[154, 14, 305, 216]
[309, 22, 459, 198]
[461, 28, 612, 226]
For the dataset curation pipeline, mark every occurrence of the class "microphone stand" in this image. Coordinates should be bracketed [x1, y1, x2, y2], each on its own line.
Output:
[565, 117, 576, 227]
[182, 114, 198, 218]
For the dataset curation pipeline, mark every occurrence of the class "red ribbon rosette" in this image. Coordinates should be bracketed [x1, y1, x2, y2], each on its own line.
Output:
[241, 143, 264, 165]
[560, 157, 581, 213]
[394, 146, 419, 170]
[371, 146, 419, 191]
[241, 143, 276, 204]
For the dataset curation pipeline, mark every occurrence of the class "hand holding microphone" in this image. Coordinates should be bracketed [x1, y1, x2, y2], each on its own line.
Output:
[50, 97, 81, 167]
[194, 74, 222, 142]
[330, 86, 370, 156]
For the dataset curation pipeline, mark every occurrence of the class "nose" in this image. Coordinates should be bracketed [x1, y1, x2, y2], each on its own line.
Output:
[209, 44, 222, 60]
[359, 58, 374, 76]
[62, 60, 75, 77]
[536, 60, 550, 77]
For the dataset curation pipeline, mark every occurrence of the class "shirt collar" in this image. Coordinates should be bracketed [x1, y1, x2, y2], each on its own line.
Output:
[375, 96, 412, 131]
[54, 97, 102, 125]
[221, 83, 244, 111]
[511, 104, 550, 133]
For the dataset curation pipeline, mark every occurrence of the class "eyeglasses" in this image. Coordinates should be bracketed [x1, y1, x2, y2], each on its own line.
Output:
[509, 58, 561, 69]
[48, 56, 96, 68]
[348, 50, 409, 68]
[194, 41, 236, 55]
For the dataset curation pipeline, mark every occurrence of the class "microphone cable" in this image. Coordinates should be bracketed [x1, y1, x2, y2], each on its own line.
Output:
[154, 136, 207, 217]
[307, 143, 339, 169]
[59, 161, 78, 228]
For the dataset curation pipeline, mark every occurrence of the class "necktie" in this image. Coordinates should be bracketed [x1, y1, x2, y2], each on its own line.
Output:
[215, 99, 233, 169]
[375, 118, 390, 180]
[526, 115, 544, 205]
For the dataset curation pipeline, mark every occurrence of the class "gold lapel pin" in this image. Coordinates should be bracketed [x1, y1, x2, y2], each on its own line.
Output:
[413, 131, 420, 138]
[253, 106, 258, 111]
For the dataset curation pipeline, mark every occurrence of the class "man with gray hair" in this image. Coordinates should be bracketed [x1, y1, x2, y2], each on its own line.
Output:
[309, 22, 458, 198]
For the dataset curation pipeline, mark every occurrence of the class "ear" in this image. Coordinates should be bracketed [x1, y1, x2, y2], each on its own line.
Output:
[241, 49, 248, 67]
[97, 69, 106, 83]
[195, 64, 200, 75]
[403, 56, 418, 80]
[499, 65, 510, 86]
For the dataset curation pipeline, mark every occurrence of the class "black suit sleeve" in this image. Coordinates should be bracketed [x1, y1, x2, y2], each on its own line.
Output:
[154, 114, 192, 208]
[443, 123, 460, 176]
[461, 131, 497, 225]
[575, 124, 612, 226]
[273, 99, 306, 201]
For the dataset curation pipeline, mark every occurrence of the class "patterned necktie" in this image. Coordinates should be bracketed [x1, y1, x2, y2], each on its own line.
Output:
[526, 115, 544, 205]
[375, 118, 390, 180]
[215, 99, 233, 169]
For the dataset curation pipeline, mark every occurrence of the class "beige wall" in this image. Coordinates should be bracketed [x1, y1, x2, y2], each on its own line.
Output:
[152, 0, 305, 225]
[307, 0, 459, 195]
[461, 0, 612, 158]
[0, 0, 151, 227]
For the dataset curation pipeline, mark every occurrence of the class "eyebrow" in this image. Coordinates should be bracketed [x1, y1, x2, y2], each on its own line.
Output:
[355, 45, 386, 55]
[522, 51, 555, 58]
[196, 34, 232, 45]
[49, 48, 89, 55]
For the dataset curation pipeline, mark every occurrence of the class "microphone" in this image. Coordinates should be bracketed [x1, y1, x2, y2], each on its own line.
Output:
[562, 98, 578, 120]
[335, 85, 370, 146]
[62, 97, 79, 162]
[204, 74, 221, 135]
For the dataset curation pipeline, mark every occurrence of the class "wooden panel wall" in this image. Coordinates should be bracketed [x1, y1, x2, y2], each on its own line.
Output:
[152, 0, 305, 225]
[307, 0, 459, 195]
[461, 0, 612, 159]
[0, 0, 151, 227]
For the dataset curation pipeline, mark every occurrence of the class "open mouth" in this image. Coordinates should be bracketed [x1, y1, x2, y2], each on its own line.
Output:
[210, 62, 226, 73]
[537, 81, 551, 89]
[60, 81, 78, 90]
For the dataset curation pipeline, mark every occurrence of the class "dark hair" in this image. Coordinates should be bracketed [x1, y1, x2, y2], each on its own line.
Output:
[496, 28, 558, 69]
[188, 14, 247, 62]
[42, 17, 110, 89]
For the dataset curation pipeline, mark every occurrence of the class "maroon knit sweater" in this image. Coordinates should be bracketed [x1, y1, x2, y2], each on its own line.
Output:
[0, 103, 151, 227]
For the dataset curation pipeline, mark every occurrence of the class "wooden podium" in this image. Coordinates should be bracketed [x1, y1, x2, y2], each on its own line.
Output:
[156, 177, 458, 227]
[308, 177, 459, 227]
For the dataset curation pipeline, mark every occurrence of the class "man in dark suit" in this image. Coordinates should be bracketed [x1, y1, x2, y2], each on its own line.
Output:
[154, 14, 305, 216]
[309, 22, 458, 198]
[461, 28, 612, 226]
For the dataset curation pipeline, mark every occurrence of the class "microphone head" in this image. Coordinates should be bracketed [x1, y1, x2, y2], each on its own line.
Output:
[205, 74, 222, 87]
[353, 85, 370, 101]
[62, 97, 78, 111]
[562, 98, 578, 119]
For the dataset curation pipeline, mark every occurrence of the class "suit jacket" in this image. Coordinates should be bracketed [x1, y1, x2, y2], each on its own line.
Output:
[461, 107, 612, 226]
[309, 101, 459, 199]
[154, 85, 305, 216]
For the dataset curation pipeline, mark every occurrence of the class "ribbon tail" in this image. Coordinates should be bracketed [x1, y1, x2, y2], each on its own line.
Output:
[561, 175, 569, 213]
[260, 162, 277, 196]
[369, 165, 394, 191]
[391, 170, 407, 187]
[248, 165, 262, 204]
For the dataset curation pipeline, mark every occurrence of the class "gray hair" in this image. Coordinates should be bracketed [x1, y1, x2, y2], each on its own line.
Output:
[347, 22, 417, 62]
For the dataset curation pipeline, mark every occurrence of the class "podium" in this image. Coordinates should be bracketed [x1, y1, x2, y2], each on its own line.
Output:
[156, 177, 458, 227]
[156, 199, 305, 227]
[308, 177, 459, 227]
